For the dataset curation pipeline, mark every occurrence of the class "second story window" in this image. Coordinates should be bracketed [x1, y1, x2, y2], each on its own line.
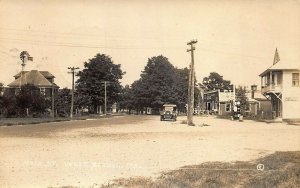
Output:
[292, 73, 299, 87]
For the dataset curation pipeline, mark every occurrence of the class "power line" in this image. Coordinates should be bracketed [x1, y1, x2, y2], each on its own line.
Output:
[0, 29, 281, 60]
[0, 27, 187, 43]
[0, 36, 185, 50]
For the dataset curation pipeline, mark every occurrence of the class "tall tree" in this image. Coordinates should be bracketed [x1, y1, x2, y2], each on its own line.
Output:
[202, 72, 232, 91]
[174, 68, 190, 112]
[76, 53, 124, 113]
[129, 55, 192, 113]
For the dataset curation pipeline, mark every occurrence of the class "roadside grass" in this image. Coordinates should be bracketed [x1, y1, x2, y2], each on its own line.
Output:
[0, 114, 115, 126]
[101, 151, 300, 188]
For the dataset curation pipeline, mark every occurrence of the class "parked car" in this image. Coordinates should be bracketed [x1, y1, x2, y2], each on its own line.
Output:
[160, 104, 177, 121]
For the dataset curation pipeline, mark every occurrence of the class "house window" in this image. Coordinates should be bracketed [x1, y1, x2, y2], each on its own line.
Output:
[225, 103, 231, 112]
[40, 87, 46, 95]
[292, 73, 299, 86]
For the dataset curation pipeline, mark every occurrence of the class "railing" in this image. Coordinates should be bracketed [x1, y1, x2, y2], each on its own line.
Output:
[261, 84, 282, 94]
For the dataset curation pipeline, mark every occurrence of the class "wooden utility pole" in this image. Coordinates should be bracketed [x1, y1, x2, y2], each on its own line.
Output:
[68, 66, 79, 118]
[101, 81, 109, 115]
[104, 81, 107, 115]
[187, 40, 197, 126]
[51, 85, 55, 118]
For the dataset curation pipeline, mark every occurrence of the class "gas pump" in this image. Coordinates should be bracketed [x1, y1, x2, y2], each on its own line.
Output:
[233, 101, 241, 120]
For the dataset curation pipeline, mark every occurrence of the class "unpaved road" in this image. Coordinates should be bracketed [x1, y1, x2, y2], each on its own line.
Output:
[0, 115, 299, 187]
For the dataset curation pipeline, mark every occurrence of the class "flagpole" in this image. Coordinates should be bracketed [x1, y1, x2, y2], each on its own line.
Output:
[273, 48, 280, 65]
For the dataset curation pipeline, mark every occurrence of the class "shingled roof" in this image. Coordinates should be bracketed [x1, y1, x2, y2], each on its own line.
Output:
[14, 71, 55, 79]
[8, 70, 58, 88]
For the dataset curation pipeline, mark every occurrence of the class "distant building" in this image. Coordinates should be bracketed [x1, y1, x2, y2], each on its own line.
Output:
[203, 85, 235, 115]
[7, 70, 59, 98]
[259, 49, 300, 121]
[246, 85, 272, 118]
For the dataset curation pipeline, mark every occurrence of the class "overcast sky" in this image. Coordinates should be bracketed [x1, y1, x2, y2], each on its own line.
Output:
[0, 0, 299, 89]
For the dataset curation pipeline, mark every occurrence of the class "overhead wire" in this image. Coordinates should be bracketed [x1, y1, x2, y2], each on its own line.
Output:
[0, 26, 271, 60]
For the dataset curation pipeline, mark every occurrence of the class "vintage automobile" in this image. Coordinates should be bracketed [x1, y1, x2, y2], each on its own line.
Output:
[160, 104, 177, 121]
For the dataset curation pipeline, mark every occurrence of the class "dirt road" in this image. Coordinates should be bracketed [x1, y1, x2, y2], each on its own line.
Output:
[1, 115, 299, 187]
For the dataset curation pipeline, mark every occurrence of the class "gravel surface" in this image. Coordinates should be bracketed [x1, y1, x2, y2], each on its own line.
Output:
[0, 115, 299, 187]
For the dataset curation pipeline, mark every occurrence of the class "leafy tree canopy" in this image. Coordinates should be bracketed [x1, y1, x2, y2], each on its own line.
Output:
[129, 55, 192, 112]
[202, 72, 232, 91]
[76, 53, 124, 112]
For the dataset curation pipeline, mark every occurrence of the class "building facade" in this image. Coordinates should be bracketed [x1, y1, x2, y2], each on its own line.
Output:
[246, 85, 272, 119]
[7, 70, 59, 98]
[203, 86, 235, 115]
[259, 50, 300, 121]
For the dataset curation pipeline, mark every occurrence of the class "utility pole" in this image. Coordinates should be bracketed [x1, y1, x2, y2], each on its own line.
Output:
[187, 40, 197, 126]
[68, 66, 79, 118]
[101, 81, 109, 115]
[104, 81, 107, 115]
[51, 85, 55, 118]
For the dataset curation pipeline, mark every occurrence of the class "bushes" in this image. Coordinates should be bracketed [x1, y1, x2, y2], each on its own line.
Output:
[0, 85, 49, 118]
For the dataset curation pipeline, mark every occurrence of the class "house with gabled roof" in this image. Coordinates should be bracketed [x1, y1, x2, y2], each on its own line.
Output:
[7, 70, 59, 98]
[259, 49, 300, 121]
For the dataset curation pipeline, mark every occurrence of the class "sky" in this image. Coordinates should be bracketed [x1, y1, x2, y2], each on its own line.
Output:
[0, 0, 300, 89]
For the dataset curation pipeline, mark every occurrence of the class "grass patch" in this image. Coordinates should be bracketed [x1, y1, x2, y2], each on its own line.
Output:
[101, 151, 300, 188]
[0, 114, 118, 126]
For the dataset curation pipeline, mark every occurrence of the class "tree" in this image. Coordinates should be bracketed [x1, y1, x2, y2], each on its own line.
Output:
[0, 82, 3, 94]
[235, 86, 249, 115]
[1, 88, 17, 117]
[0, 84, 49, 117]
[129, 55, 192, 113]
[54, 88, 71, 116]
[174, 68, 190, 112]
[118, 85, 135, 113]
[0, 83, 5, 115]
[16, 84, 49, 116]
[202, 72, 232, 91]
[76, 53, 124, 113]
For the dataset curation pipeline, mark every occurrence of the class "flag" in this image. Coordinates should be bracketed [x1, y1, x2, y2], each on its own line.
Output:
[273, 48, 280, 65]
[28, 56, 33, 61]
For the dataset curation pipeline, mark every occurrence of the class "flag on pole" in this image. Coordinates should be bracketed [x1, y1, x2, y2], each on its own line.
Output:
[273, 48, 280, 65]
[28, 56, 33, 61]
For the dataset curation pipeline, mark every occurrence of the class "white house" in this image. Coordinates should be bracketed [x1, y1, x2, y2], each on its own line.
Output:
[259, 49, 300, 121]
